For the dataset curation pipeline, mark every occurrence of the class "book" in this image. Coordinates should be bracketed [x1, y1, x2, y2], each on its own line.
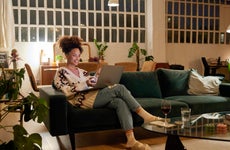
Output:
[150, 120, 176, 128]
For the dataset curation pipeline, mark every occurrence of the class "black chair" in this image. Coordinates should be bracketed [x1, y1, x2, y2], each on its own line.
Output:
[201, 57, 225, 79]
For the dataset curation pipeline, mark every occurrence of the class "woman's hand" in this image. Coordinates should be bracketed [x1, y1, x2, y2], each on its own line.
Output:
[87, 76, 97, 87]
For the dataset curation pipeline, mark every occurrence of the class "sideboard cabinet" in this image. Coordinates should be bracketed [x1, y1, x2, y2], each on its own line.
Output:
[40, 65, 58, 85]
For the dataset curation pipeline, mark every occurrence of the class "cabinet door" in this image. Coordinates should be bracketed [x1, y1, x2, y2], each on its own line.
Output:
[40, 66, 58, 85]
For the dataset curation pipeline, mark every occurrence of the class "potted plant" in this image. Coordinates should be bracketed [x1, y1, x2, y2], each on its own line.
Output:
[55, 55, 64, 63]
[0, 67, 48, 149]
[93, 39, 108, 61]
[9, 49, 22, 70]
[128, 42, 154, 71]
[145, 55, 154, 61]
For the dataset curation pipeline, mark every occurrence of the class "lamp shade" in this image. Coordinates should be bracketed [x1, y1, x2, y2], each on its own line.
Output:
[227, 25, 230, 33]
[108, 0, 119, 7]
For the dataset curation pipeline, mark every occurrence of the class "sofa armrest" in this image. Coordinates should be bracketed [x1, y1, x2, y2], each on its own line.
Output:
[219, 83, 230, 97]
[39, 86, 68, 136]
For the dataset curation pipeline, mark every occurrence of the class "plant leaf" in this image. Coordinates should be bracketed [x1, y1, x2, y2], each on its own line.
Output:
[13, 125, 28, 138]
[29, 133, 42, 147]
[128, 47, 137, 57]
[24, 93, 48, 123]
[140, 48, 147, 56]
[12, 125, 42, 150]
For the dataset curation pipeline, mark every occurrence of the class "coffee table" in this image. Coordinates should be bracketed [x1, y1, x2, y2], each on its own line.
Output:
[142, 112, 230, 150]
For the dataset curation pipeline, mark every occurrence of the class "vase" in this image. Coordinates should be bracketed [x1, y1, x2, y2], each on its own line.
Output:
[13, 61, 17, 70]
[99, 55, 105, 62]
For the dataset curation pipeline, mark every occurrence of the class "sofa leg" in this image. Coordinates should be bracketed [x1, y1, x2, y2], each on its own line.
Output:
[69, 133, 75, 150]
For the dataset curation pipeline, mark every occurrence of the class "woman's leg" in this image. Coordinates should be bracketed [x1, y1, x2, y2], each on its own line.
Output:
[106, 97, 133, 130]
[94, 84, 160, 123]
[93, 85, 156, 149]
[105, 98, 150, 149]
[93, 84, 140, 110]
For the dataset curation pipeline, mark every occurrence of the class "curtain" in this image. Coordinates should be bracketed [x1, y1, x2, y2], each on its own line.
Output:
[0, 0, 15, 49]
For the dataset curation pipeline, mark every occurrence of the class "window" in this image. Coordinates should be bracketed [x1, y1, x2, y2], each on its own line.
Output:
[12, 0, 146, 43]
[166, 0, 230, 44]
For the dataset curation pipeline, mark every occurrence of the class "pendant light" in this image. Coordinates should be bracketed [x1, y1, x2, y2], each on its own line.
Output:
[108, 0, 119, 7]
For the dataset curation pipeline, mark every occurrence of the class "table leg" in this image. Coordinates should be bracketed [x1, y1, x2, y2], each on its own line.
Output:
[165, 134, 186, 150]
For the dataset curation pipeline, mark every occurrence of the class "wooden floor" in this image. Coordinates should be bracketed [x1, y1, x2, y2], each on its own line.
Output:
[4, 112, 228, 150]
[0, 112, 168, 150]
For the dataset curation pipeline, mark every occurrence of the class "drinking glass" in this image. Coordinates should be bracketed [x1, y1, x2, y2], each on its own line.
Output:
[161, 100, 171, 126]
[181, 107, 191, 129]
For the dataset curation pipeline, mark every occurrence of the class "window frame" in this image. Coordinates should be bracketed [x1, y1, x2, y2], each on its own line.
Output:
[166, 0, 230, 44]
[12, 0, 146, 43]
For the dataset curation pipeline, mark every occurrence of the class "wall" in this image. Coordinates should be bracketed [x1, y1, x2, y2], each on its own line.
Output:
[151, 0, 167, 62]
[166, 44, 230, 73]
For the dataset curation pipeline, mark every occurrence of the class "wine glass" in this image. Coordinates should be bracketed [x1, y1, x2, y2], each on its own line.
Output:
[161, 100, 171, 126]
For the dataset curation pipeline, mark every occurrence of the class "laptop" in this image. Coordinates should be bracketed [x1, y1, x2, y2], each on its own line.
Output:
[86, 65, 124, 91]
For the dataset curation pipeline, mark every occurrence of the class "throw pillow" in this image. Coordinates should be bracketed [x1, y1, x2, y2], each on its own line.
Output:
[157, 68, 191, 97]
[188, 69, 221, 95]
[119, 71, 162, 98]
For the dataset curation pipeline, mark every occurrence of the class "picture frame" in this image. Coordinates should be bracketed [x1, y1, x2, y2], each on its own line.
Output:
[0, 51, 9, 68]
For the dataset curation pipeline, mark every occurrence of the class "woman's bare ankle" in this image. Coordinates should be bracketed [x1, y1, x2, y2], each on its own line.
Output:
[126, 139, 137, 148]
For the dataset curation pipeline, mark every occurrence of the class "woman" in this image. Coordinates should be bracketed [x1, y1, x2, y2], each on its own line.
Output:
[53, 36, 161, 150]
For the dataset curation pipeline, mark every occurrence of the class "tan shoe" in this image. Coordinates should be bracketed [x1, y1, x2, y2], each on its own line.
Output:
[144, 116, 164, 124]
[129, 141, 151, 150]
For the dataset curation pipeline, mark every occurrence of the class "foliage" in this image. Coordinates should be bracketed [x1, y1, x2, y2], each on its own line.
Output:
[128, 42, 154, 70]
[93, 39, 108, 60]
[0, 68, 25, 100]
[0, 67, 48, 150]
[128, 42, 147, 58]
[55, 55, 64, 62]
[227, 59, 230, 72]
[0, 125, 42, 150]
[145, 55, 154, 61]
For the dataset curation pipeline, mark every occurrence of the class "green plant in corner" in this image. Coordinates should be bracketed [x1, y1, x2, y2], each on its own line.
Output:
[0, 67, 48, 150]
[128, 42, 154, 71]
[93, 39, 108, 61]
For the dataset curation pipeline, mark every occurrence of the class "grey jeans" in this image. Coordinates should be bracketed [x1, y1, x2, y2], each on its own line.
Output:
[93, 84, 141, 130]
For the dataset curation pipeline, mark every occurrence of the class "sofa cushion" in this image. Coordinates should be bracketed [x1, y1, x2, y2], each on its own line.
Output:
[119, 71, 162, 98]
[136, 98, 188, 118]
[165, 95, 230, 115]
[157, 68, 190, 97]
[188, 69, 221, 95]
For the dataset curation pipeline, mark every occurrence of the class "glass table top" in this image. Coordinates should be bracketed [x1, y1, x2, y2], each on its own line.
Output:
[142, 112, 230, 142]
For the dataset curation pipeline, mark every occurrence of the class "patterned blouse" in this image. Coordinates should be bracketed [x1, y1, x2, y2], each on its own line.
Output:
[53, 67, 98, 108]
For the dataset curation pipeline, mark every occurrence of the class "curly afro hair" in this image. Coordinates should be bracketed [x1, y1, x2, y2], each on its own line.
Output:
[58, 36, 83, 54]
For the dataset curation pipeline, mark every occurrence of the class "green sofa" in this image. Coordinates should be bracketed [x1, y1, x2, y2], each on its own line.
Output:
[39, 68, 230, 150]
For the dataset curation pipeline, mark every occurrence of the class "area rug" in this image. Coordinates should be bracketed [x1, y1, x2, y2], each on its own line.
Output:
[151, 139, 230, 150]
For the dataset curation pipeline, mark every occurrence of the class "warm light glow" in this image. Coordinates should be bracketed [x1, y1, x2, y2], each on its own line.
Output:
[227, 25, 230, 33]
[108, 0, 119, 7]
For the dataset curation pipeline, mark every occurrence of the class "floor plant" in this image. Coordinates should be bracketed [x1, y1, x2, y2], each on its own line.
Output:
[0, 66, 48, 150]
